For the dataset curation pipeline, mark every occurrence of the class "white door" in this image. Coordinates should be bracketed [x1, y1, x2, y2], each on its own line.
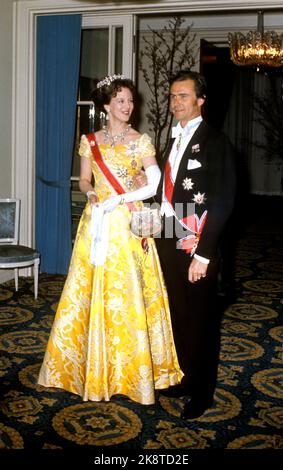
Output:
[71, 14, 137, 240]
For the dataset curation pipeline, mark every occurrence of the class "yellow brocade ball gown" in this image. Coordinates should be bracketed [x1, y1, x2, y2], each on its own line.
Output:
[38, 133, 182, 404]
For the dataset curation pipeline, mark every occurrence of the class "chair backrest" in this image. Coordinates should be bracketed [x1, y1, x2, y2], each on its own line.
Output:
[0, 198, 20, 245]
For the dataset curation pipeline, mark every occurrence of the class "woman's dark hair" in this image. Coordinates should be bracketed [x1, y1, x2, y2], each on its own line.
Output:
[91, 76, 136, 113]
[170, 70, 207, 99]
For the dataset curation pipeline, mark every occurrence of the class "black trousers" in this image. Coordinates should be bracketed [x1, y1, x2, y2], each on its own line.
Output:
[156, 234, 222, 402]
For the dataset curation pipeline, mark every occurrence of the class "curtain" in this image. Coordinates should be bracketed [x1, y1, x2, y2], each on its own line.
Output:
[249, 73, 283, 195]
[222, 68, 254, 204]
[223, 68, 283, 196]
[35, 14, 82, 273]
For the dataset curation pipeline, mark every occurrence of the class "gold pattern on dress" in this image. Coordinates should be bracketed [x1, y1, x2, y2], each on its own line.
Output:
[116, 167, 128, 178]
[105, 147, 115, 159]
[38, 133, 182, 404]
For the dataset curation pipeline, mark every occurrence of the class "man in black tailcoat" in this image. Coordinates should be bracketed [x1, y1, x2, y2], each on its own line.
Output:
[155, 70, 236, 419]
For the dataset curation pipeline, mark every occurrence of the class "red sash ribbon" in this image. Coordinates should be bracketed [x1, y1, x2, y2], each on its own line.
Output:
[163, 156, 207, 254]
[86, 133, 136, 211]
[164, 159, 174, 203]
[86, 133, 149, 252]
[176, 211, 207, 254]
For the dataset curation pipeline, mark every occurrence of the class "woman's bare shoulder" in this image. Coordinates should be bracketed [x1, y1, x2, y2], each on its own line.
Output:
[127, 127, 141, 141]
[94, 129, 105, 145]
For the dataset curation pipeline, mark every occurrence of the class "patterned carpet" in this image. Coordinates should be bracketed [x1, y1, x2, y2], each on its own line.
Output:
[0, 199, 282, 464]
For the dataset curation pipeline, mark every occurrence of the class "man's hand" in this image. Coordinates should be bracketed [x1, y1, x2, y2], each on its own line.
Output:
[133, 170, 147, 188]
[188, 258, 208, 283]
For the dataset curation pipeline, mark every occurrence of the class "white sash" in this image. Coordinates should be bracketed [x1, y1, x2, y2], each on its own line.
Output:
[89, 205, 110, 266]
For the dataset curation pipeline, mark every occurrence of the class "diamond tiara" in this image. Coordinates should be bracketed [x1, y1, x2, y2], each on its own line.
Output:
[96, 74, 126, 89]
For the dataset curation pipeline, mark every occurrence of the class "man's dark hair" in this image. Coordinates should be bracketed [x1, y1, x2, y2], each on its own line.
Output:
[170, 70, 207, 99]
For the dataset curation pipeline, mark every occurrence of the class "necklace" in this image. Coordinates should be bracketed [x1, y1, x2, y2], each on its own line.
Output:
[103, 124, 131, 147]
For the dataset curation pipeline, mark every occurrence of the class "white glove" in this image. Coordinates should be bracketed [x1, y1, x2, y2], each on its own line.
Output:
[100, 195, 122, 213]
[123, 164, 161, 203]
[101, 164, 161, 212]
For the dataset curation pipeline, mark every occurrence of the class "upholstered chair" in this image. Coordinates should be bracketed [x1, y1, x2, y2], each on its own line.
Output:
[0, 198, 40, 299]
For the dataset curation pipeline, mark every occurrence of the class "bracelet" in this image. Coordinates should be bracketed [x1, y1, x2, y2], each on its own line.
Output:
[86, 190, 97, 199]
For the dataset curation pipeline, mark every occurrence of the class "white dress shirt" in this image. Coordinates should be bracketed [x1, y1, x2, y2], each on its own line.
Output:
[161, 116, 202, 216]
[161, 116, 210, 264]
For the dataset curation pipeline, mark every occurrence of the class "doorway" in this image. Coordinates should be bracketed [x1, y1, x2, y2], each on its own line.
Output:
[200, 38, 236, 130]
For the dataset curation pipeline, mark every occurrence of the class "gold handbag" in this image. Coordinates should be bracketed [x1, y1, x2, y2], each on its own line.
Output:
[130, 206, 162, 238]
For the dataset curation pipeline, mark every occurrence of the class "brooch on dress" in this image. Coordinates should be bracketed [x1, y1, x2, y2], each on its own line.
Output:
[116, 167, 128, 178]
[126, 141, 140, 168]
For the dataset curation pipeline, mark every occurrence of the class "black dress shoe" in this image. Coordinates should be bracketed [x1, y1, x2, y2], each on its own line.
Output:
[181, 398, 213, 419]
[159, 383, 192, 398]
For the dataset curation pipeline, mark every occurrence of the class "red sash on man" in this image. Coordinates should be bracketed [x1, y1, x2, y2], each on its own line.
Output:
[176, 212, 207, 254]
[164, 159, 174, 204]
[163, 154, 207, 255]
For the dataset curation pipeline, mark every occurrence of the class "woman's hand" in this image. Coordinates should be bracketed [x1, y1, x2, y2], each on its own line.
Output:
[88, 193, 99, 205]
[133, 170, 147, 188]
[86, 191, 99, 205]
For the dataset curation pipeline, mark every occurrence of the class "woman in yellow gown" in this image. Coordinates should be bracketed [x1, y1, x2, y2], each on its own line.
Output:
[38, 74, 182, 404]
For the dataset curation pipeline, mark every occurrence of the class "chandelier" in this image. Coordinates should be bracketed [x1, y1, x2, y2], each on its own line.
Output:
[228, 11, 283, 68]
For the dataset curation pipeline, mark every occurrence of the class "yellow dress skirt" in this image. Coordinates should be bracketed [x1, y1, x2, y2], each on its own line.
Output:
[38, 133, 182, 404]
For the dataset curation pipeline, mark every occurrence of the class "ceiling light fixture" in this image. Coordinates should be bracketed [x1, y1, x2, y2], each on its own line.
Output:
[228, 11, 283, 69]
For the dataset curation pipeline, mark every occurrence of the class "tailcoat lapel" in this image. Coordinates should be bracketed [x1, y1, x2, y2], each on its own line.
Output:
[173, 121, 207, 202]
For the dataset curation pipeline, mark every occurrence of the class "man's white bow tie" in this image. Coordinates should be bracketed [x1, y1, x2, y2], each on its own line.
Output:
[171, 124, 195, 139]
[171, 126, 182, 138]
[172, 119, 202, 139]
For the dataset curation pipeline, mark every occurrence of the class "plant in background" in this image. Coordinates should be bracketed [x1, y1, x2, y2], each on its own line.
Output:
[139, 16, 197, 161]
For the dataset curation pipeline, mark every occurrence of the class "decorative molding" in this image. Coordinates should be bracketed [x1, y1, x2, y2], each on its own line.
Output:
[16, 1, 283, 14]
[13, 1, 35, 249]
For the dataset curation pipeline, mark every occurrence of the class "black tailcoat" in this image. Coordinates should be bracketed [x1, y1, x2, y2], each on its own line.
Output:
[155, 120, 236, 401]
